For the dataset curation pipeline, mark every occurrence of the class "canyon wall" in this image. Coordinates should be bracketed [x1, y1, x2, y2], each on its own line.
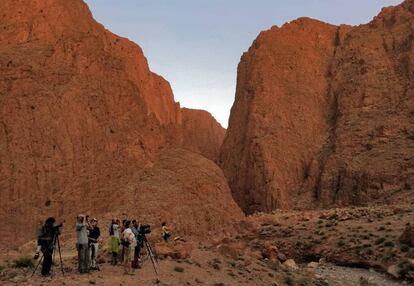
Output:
[181, 108, 225, 162]
[0, 0, 241, 248]
[221, 0, 414, 213]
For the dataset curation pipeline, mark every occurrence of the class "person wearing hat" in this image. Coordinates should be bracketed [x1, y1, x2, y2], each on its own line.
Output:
[38, 217, 57, 276]
[88, 218, 101, 270]
[76, 214, 90, 273]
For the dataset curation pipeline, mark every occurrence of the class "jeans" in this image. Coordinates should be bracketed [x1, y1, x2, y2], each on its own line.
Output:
[89, 243, 99, 268]
[76, 243, 89, 273]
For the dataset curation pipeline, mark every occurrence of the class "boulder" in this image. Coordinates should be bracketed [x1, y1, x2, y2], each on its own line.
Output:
[399, 224, 414, 247]
[387, 264, 401, 279]
[261, 241, 278, 261]
[283, 259, 298, 270]
[305, 262, 319, 274]
[154, 242, 193, 259]
[277, 253, 287, 263]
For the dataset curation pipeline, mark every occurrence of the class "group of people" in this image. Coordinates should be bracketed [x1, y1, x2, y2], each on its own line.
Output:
[75, 215, 101, 273]
[35, 216, 171, 276]
[108, 219, 170, 275]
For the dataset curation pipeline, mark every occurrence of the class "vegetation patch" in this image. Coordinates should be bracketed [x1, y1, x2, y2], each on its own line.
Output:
[13, 257, 34, 269]
[173, 266, 185, 273]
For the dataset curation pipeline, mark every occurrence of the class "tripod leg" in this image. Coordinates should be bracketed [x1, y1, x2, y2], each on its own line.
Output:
[57, 235, 65, 275]
[51, 237, 57, 277]
[144, 237, 158, 266]
[146, 241, 158, 265]
[31, 253, 44, 277]
[145, 241, 158, 276]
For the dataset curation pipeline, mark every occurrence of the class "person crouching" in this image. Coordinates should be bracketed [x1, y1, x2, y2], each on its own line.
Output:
[76, 215, 90, 273]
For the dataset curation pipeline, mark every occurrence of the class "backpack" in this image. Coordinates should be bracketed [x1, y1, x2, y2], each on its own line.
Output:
[121, 239, 130, 247]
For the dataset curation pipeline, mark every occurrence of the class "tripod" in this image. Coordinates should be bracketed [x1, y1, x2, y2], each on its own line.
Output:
[141, 235, 159, 276]
[32, 233, 64, 277]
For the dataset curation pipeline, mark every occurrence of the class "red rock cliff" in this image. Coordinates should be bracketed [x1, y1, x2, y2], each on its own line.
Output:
[181, 108, 225, 162]
[0, 0, 241, 247]
[220, 0, 414, 213]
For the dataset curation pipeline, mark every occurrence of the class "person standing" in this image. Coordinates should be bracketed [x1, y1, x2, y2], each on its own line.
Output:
[122, 221, 136, 275]
[34, 220, 44, 260]
[109, 219, 120, 265]
[76, 215, 90, 273]
[131, 220, 140, 269]
[37, 217, 57, 276]
[161, 222, 171, 242]
[88, 218, 100, 270]
[119, 220, 126, 263]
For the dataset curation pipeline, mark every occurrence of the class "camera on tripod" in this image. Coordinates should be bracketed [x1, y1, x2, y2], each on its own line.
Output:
[53, 223, 63, 232]
[139, 224, 151, 235]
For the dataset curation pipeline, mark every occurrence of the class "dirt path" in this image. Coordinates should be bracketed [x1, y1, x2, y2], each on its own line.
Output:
[315, 263, 409, 286]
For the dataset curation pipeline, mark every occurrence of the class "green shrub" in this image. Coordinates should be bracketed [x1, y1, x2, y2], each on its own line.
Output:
[7, 271, 18, 279]
[315, 278, 329, 286]
[374, 237, 386, 245]
[365, 248, 374, 255]
[400, 244, 410, 252]
[407, 249, 414, 259]
[337, 240, 346, 247]
[173, 266, 184, 273]
[298, 277, 313, 286]
[284, 275, 295, 286]
[13, 257, 34, 268]
[398, 260, 414, 278]
[384, 241, 395, 247]
[212, 263, 221, 270]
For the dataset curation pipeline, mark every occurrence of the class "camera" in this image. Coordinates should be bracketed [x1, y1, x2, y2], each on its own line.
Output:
[139, 224, 151, 235]
[52, 223, 63, 235]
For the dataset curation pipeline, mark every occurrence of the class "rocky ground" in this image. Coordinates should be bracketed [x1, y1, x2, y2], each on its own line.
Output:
[1, 201, 413, 286]
[0, 248, 337, 286]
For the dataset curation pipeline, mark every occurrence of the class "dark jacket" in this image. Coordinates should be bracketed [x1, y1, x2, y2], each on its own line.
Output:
[88, 227, 100, 244]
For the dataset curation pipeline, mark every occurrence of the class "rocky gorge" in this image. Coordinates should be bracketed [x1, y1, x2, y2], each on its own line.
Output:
[1, 0, 414, 285]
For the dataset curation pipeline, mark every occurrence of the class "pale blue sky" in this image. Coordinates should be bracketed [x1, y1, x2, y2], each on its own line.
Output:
[84, 0, 402, 127]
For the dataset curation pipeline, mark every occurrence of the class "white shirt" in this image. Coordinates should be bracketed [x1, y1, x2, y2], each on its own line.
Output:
[111, 224, 119, 238]
[122, 228, 136, 247]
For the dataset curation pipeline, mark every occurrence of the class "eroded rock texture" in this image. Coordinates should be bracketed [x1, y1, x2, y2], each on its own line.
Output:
[181, 108, 225, 162]
[221, 0, 414, 213]
[0, 0, 241, 248]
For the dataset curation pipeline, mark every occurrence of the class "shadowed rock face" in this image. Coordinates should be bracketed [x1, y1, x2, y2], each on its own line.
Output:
[181, 108, 226, 163]
[0, 0, 241, 248]
[221, 0, 414, 213]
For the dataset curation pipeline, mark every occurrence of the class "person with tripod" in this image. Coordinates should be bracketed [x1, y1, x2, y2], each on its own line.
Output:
[131, 220, 141, 269]
[37, 217, 57, 276]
